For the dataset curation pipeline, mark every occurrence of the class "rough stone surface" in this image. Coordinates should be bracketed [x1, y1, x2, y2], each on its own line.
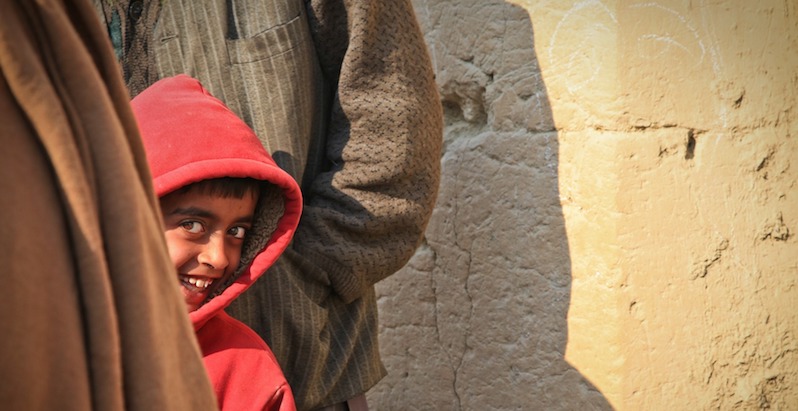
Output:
[368, 1, 798, 410]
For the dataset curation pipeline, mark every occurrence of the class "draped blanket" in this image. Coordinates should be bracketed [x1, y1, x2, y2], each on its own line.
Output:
[0, 1, 217, 409]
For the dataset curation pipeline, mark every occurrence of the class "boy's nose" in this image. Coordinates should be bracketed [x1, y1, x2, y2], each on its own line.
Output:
[198, 235, 229, 271]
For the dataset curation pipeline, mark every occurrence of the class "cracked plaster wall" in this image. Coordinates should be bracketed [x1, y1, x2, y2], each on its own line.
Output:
[368, 1, 798, 410]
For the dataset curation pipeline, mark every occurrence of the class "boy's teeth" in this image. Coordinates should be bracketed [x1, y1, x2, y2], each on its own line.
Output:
[184, 276, 213, 289]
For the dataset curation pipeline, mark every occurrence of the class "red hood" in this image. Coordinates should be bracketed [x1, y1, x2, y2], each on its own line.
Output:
[131, 74, 302, 329]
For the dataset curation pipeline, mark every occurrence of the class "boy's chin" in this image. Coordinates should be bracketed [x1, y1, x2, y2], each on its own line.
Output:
[181, 285, 209, 313]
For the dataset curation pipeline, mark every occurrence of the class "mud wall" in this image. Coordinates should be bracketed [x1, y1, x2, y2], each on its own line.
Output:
[368, 1, 797, 409]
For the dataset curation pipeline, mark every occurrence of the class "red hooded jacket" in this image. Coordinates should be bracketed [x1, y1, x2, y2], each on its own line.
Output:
[131, 75, 302, 411]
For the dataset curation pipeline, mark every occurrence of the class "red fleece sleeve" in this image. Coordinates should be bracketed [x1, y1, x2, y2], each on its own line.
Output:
[197, 313, 297, 411]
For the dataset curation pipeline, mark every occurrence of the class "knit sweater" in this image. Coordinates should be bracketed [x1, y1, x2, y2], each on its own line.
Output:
[92, 1, 442, 408]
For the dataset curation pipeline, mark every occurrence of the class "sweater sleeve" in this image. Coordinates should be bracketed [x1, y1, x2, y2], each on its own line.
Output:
[293, 0, 442, 304]
[293, 0, 442, 302]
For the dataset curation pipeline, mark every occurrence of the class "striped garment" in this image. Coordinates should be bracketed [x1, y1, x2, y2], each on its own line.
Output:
[91, 1, 442, 409]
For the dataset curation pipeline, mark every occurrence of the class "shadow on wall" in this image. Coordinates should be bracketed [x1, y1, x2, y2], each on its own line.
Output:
[370, 1, 614, 410]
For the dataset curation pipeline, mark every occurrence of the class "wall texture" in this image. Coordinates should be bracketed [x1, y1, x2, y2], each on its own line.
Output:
[368, 1, 797, 410]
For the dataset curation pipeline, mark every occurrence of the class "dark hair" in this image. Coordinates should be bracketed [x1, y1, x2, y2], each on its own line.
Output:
[174, 177, 261, 199]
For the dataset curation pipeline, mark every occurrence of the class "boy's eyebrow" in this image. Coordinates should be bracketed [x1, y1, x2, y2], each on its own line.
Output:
[168, 206, 254, 225]
[233, 214, 255, 225]
[167, 206, 216, 219]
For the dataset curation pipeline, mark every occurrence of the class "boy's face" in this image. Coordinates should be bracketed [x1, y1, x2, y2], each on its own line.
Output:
[159, 189, 257, 312]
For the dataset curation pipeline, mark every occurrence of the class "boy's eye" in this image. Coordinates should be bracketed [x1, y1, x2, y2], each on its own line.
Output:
[229, 226, 247, 240]
[180, 221, 203, 233]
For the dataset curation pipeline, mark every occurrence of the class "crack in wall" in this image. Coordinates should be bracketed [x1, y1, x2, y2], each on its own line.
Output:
[430, 156, 478, 411]
[691, 238, 729, 279]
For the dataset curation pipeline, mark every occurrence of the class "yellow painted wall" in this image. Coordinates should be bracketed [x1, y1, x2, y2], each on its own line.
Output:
[516, 0, 798, 409]
[370, 1, 796, 409]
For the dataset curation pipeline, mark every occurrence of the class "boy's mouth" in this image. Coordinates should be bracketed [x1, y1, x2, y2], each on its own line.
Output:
[178, 274, 215, 292]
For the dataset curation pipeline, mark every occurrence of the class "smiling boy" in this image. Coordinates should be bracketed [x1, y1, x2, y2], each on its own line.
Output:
[131, 75, 302, 411]
[159, 178, 259, 312]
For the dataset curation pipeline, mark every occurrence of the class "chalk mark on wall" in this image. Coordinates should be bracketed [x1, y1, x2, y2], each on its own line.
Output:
[546, 0, 729, 126]
[631, 1, 730, 127]
[697, 0, 728, 127]
[629, 2, 706, 68]
[548, 0, 616, 95]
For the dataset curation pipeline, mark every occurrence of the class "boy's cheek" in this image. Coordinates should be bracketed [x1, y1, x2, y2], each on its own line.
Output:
[162, 231, 187, 271]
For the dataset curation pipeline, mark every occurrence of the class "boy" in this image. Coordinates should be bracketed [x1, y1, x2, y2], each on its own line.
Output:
[131, 75, 303, 411]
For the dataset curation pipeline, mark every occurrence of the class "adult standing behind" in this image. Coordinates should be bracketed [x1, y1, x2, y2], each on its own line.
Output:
[92, 1, 442, 410]
[0, 0, 217, 409]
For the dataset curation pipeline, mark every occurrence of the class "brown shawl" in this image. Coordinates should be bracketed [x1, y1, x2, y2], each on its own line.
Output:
[0, 0, 217, 409]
